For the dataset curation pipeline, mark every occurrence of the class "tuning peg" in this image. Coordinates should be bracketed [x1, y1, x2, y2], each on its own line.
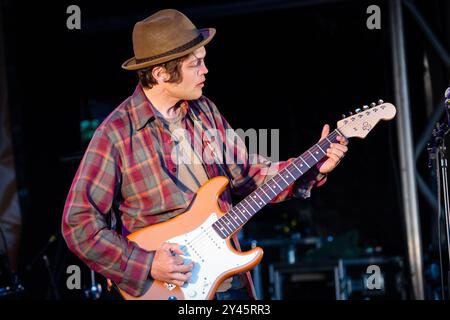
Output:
[370, 102, 376, 108]
[348, 111, 353, 116]
[377, 99, 384, 105]
[363, 105, 369, 110]
[342, 114, 346, 119]
[355, 108, 362, 113]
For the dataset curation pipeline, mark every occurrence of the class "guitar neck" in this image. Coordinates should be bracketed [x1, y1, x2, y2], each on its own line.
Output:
[212, 129, 343, 239]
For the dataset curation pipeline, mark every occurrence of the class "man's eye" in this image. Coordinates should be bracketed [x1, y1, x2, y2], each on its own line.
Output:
[192, 59, 203, 67]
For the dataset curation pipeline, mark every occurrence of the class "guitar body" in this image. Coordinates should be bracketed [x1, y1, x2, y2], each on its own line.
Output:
[117, 176, 264, 300]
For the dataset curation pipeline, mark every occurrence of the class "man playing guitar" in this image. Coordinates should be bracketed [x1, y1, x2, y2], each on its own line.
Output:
[62, 9, 348, 300]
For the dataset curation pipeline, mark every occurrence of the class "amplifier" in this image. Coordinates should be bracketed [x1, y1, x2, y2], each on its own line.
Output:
[269, 261, 339, 300]
[268, 256, 406, 300]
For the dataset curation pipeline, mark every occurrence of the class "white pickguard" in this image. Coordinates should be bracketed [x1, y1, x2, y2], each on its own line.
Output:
[166, 212, 259, 300]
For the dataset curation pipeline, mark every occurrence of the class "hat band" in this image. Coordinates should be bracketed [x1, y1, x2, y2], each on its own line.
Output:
[135, 34, 204, 65]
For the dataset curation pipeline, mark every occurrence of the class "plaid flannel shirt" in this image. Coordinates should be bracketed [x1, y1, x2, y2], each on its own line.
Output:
[62, 84, 326, 297]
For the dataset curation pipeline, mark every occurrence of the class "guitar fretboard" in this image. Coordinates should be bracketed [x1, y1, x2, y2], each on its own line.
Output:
[212, 129, 342, 239]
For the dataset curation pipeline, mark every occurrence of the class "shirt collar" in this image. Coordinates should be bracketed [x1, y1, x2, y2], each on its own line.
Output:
[129, 84, 190, 131]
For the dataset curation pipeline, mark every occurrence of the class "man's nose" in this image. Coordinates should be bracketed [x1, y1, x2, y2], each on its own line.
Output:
[200, 63, 208, 75]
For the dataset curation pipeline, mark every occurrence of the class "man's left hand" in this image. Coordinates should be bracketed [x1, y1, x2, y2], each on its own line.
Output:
[316, 124, 348, 174]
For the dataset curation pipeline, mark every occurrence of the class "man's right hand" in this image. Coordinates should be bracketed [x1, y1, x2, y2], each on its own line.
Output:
[150, 242, 194, 287]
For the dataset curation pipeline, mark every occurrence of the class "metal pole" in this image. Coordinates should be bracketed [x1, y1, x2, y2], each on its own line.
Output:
[389, 0, 425, 299]
[403, 0, 450, 70]
[438, 144, 450, 299]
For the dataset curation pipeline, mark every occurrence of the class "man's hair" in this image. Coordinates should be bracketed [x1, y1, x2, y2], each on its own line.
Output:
[137, 55, 190, 89]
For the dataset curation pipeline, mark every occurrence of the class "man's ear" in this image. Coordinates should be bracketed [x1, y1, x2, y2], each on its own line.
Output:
[152, 66, 168, 83]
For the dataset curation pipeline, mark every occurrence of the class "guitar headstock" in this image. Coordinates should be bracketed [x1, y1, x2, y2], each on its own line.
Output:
[337, 100, 396, 139]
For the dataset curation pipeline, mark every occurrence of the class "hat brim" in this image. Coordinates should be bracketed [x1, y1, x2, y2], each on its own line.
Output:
[121, 28, 216, 71]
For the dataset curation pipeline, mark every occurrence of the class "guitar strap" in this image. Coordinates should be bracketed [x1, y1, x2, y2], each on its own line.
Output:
[187, 105, 258, 300]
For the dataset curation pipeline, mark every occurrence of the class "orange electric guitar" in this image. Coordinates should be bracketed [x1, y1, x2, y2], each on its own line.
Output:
[115, 100, 397, 300]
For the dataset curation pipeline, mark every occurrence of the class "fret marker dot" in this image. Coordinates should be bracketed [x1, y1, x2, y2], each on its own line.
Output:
[259, 202, 262, 205]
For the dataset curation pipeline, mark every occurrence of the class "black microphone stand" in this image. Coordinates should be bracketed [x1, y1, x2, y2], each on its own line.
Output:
[428, 88, 450, 300]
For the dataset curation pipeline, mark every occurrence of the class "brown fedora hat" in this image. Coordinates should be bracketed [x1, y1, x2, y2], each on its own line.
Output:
[122, 9, 216, 71]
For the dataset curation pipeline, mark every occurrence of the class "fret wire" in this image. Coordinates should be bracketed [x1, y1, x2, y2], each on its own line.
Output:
[231, 212, 242, 226]
[253, 192, 266, 205]
[278, 172, 290, 185]
[223, 214, 238, 229]
[311, 145, 323, 158]
[213, 223, 227, 238]
[300, 157, 311, 168]
[216, 219, 230, 236]
[235, 212, 245, 224]
[307, 150, 318, 161]
[308, 150, 318, 161]
[329, 131, 339, 141]
[220, 216, 233, 234]
[224, 216, 236, 233]
[236, 203, 250, 218]
[318, 140, 329, 151]
[244, 198, 257, 213]
[272, 174, 289, 191]
[238, 202, 251, 216]
[292, 162, 303, 175]
[302, 157, 313, 166]
[260, 186, 272, 200]
[284, 170, 295, 181]
[231, 208, 245, 224]
[312, 143, 325, 155]
[321, 131, 339, 150]
[249, 196, 261, 209]
[284, 167, 296, 180]
[270, 176, 283, 192]
[265, 183, 278, 196]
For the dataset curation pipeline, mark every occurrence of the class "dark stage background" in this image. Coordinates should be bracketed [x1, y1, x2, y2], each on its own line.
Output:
[1, 0, 449, 300]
